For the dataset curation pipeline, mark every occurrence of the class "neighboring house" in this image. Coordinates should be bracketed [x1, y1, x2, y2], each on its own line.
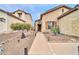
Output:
[58, 5, 79, 37]
[0, 9, 32, 33]
[35, 5, 71, 32]
[12, 10, 32, 25]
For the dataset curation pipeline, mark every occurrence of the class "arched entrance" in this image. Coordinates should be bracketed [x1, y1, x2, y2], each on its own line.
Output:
[37, 24, 41, 31]
[24, 48, 28, 55]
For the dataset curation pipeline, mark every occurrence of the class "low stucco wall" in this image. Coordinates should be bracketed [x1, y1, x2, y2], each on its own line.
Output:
[48, 43, 79, 55]
[0, 31, 35, 55]
[2, 32, 78, 55]
[59, 10, 79, 37]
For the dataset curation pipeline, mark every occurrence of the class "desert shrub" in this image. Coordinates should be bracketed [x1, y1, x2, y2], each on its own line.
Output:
[26, 24, 32, 31]
[51, 27, 60, 35]
[10, 23, 32, 31]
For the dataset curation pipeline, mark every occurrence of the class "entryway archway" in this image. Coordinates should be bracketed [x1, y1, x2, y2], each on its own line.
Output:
[37, 24, 41, 31]
[24, 48, 28, 55]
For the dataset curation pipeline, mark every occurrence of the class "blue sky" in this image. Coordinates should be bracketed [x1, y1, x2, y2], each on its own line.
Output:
[0, 4, 76, 25]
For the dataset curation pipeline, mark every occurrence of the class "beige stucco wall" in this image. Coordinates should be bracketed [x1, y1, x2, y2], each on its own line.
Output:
[1, 31, 35, 55]
[59, 9, 79, 37]
[35, 21, 41, 31]
[0, 11, 24, 33]
[3, 37, 29, 55]
[0, 11, 8, 33]
[48, 43, 79, 55]
[13, 10, 32, 25]
[35, 21, 38, 31]
[7, 15, 24, 32]
[41, 7, 69, 32]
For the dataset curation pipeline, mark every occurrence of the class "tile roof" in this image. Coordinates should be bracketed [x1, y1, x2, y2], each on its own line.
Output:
[35, 19, 41, 22]
[0, 9, 26, 22]
[12, 9, 31, 15]
[40, 5, 72, 20]
[58, 8, 78, 19]
[12, 9, 32, 21]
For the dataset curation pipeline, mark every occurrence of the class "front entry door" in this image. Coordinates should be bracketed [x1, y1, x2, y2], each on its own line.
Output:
[38, 24, 41, 31]
[24, 48, 28, 55]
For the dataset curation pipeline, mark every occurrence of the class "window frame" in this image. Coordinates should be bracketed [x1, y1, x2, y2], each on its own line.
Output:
[62, 9, 64, 13]
[47, 21, 56, 29]
[18, 12, 22, 17]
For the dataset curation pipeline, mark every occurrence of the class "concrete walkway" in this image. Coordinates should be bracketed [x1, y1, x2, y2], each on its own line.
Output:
[28, 32, 79, 55]
[28, 32, 52, 55]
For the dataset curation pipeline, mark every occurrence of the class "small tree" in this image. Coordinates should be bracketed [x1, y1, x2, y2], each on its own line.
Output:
[10, 23, 32, 39]
[26, 24, 32, 31]
[10, 23, 22, 30]
[10, 23, 32, 31]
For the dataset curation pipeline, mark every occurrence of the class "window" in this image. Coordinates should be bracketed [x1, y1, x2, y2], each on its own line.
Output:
[62, 9, 64, 13]
[47, 21, 55, 29]
[18, 13, 22, 17]
[0, 18, 6, 22]
[48, 21, 52, 29]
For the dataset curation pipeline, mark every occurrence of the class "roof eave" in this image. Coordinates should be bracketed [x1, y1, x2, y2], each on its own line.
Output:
[58, 8, 78, 19]
[40, 5, 72, 20]
[0, 9, 26, 22]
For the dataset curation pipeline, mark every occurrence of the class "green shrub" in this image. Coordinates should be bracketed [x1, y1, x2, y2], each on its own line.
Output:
[51, 27, 60, 35]
[10, 23, 32, 31]
[26, 24, 32, 31]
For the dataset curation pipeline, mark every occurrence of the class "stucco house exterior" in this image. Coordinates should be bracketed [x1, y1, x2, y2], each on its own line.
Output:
[12, 10, 32, 25]
[58, 5, 79, 37]
[35, 5, 71, 32]
[34, 19, 41, 31]
[0, 9, 32, 33]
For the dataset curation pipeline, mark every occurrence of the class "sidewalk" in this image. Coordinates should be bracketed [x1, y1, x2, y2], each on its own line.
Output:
[28, 32, 52, 55]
